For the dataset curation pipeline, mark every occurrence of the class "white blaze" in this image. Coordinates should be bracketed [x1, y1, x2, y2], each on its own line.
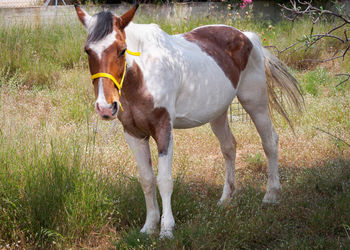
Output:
[88, 31, 117, 60]
[95, 78, 111, 109]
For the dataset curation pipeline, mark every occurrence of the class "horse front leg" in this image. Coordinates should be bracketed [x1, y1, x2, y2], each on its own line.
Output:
[155, 130, 175, 238]
[124, 132, 160, 234]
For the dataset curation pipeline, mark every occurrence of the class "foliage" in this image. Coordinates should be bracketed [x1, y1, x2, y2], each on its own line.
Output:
[279, 0, 349, 86]
[68, 0, 332, 5]
[69, 0, 253, 5]
[301, 67, 332, 96]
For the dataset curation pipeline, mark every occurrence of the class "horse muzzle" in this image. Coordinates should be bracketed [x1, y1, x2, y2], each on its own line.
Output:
[95, 101, 119, 120]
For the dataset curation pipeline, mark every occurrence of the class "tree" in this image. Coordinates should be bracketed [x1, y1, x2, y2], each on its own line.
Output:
[271, 0, 349, 86]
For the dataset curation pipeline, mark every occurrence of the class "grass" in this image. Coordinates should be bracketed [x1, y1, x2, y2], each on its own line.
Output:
[0, 20, 86, 88]
[0, 7, 350, 249]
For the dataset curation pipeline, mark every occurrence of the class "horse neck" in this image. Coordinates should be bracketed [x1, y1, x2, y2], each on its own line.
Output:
[122, 22, 170, 98]
[121, 23, 152, 97]
[124, 22, 166, 53]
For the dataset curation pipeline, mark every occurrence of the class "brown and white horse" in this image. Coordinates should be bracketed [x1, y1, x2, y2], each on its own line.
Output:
[75, 5, 302, 238]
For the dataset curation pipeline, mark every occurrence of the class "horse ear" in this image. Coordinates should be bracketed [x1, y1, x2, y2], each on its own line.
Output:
[74, 5, 92, 29]
[118, 4, 139, 30]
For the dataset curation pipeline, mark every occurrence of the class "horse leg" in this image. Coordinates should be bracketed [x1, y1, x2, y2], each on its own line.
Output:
[210, 110, 237, 204]
[155, 131, 175, 238]
[237, 77, 281, 204]
[124, 132, 160, 234]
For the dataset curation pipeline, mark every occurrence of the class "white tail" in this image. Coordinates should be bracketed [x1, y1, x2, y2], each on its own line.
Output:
[263, 48, 304, 130]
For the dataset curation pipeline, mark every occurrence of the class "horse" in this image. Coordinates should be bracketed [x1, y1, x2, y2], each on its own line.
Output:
[75, 4, 303, 238]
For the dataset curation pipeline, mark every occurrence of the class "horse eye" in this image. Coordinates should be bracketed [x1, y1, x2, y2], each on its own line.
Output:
[119, 49, 126, 57]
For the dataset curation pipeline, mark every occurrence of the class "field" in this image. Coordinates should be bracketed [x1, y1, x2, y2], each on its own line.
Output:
[0, 5, 350, 249]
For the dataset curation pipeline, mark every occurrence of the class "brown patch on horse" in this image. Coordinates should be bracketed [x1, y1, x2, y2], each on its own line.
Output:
[118, 62, 171, 155]
[183, 26, 253, 88]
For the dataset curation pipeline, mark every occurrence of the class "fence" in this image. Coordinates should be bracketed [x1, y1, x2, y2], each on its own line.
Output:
[0, 0, 42, 8]
[228, 90, 285, 123]
[229, 99, 251, 123]
[0, 2, 286, 25]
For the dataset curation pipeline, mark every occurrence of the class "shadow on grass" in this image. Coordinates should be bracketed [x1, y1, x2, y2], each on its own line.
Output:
[114, 158, 350, 249]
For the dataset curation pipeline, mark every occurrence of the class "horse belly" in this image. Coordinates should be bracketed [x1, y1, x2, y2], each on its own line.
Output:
[173, 62, 236, 129]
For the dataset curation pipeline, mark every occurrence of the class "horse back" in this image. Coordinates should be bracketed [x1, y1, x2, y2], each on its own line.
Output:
[183, 25, 253, 89]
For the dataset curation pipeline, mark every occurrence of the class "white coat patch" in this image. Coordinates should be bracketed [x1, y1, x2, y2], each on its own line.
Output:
[88, 31, 117, 60]
[124, 22, 236, 128]
[95, 78, 111, 109]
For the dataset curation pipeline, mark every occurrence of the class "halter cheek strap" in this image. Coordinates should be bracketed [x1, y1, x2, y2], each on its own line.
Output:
[90, 49, 141, 112]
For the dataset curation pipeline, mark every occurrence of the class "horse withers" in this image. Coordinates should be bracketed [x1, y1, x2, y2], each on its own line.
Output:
[75, 4, 302, 238]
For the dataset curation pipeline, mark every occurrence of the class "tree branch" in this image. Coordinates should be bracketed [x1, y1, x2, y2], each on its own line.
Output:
[336, 74, 350, 87]
[277, 0, 349, 86]
[280, 0, 350, 24]
[313, 126, 350, 147]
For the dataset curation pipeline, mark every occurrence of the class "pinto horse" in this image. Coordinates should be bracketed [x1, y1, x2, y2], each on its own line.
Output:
[75, 4, 302, 238]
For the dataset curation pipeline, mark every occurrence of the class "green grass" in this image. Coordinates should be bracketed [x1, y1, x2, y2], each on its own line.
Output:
[114, 160, 350, 249]
[1, 127, 349, 248]
[0, 20, 86, 88]
[0, 8, 349, 249]
[301, 67, 335, 96]
[1, 128, 108, 247]
[0, 122, 150, 248]
[0, 7, 348, 89]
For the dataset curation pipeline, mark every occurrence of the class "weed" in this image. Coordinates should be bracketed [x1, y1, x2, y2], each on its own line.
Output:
[301, 67, 333, 96]
[0, 68, 23, 90]
[245, 152, 265, 172]
[114, 229, 154, 249]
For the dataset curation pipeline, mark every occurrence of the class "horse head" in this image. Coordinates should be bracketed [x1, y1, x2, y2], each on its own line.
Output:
[75, 4, 139, 120]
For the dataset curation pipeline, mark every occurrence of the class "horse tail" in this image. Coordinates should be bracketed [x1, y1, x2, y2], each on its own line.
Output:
[263, 47, 304, 130]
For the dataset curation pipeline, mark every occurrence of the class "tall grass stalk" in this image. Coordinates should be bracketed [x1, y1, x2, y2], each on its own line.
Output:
[0, 20, 86, 88]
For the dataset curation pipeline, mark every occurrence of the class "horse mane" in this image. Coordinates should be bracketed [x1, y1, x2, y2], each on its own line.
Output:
[88, 11, 114, 43]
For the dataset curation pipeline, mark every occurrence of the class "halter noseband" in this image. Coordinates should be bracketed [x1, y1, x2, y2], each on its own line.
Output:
[90, 49, 141, 112]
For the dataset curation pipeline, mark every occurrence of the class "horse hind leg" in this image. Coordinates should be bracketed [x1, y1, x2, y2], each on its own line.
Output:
[237, 76, 281, 204]
[210, 110, 237, 204]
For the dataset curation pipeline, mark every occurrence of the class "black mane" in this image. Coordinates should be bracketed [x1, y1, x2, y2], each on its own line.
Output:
[87, 11, 114, 43]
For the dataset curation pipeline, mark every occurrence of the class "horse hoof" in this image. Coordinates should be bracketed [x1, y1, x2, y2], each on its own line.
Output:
[262, 188, 281, 204]
[217, 198, 231, 207]
[140, 224, 157, 235]
[159, 230, 174, 239]
[262, 197, 279, 205]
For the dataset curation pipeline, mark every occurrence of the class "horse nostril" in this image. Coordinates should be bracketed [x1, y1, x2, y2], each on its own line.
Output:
[112, 101, 119, 115]
[95, 101, 117, 119]
[96, 102, 101, 112]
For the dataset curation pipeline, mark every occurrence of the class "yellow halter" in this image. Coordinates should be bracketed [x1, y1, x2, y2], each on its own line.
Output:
[90, 49, 141, 112]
